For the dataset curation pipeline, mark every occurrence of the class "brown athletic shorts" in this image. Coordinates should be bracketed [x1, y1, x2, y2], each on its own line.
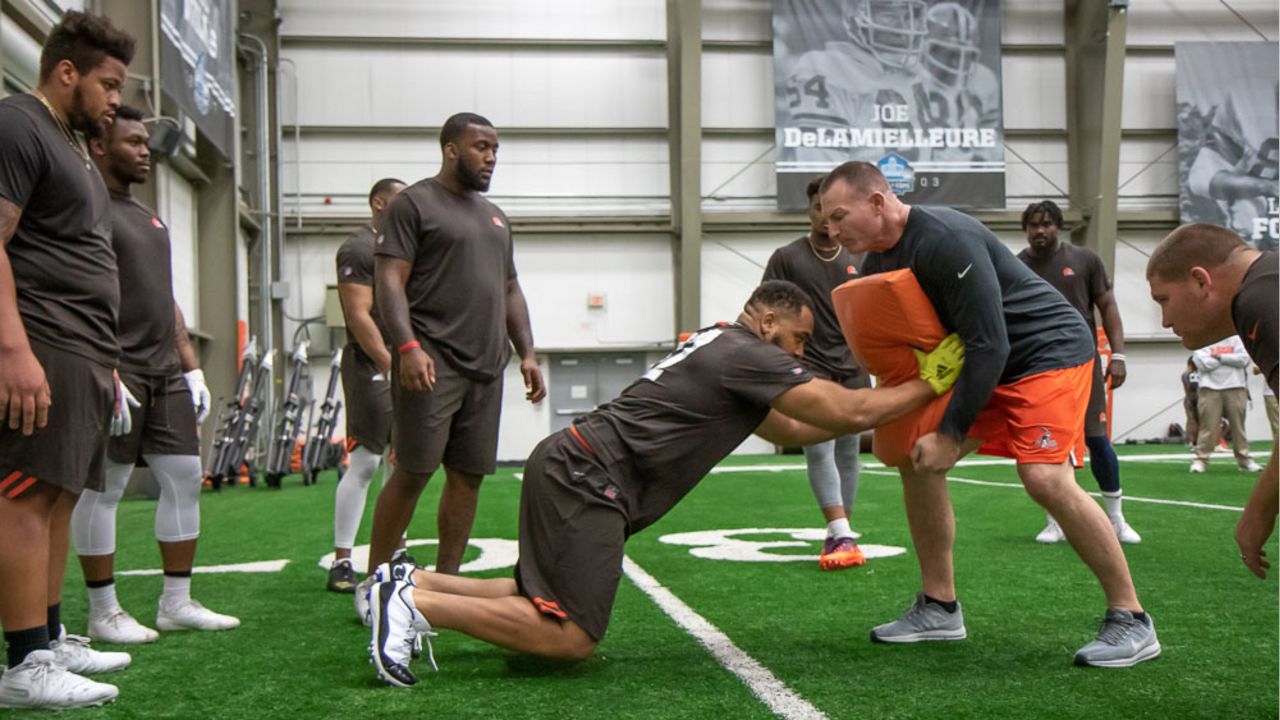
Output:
[0, 340, 113, 497]
[341, 345, 392, 455]
[108, 371, 200, 464]
[514, 428, 629, 642]
[1084, 353, 1108, 438]
[389, 342, 503, 476]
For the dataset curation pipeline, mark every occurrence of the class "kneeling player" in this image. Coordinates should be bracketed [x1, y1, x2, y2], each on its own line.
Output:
[361, 280, 965, 686]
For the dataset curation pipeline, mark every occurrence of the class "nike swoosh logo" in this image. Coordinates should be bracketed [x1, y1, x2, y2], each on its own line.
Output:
[957, 264, 973, 279]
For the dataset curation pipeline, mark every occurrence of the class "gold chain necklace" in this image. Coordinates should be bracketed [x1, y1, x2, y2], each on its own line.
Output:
[808, 237, 842, 263]
[32, 91, 92, 171]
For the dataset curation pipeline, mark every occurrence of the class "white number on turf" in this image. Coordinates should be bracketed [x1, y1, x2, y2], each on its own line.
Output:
[658, 528, 907, 563]
[317, 538, 519, 575]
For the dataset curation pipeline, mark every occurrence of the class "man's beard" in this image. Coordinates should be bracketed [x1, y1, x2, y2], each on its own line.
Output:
[457, 161, 491, 192]
[67, 85, 102, 135]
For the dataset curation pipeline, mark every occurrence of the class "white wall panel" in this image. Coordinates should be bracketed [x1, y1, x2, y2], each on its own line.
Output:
[282, 46, 668, 129]
[1117, 136, 1179, 201]
[155, 164, 198, 321]
[1127, 0, 1278, 45]
[1003, 137, 1069, 202]
[702, 50, 773, 128]
[0, 15, 43, 91]
[700, 232, 791, 327]
[1003, 0, 1064, 45]
[280, 0, 665, 40]
[702, 136, 776, 200]
[703, 0, 771, 41]
[513, 235, 675, 348]
[282, 134, 669, 216]
[1000, 54, 1067, 130]
[1120, 55, 1176, 130]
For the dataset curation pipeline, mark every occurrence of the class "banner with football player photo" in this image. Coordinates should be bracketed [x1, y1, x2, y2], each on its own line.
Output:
[772, 0, 1006, 211]
[1175, 42, 1279, 251]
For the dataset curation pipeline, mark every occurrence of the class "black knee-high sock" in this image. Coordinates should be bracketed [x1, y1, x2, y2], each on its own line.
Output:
[46, 603, 61, 640]
[4, 626, 50, 667]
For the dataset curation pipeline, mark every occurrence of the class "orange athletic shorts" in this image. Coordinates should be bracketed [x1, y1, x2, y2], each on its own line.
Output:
[966, 360, 1092, 467]
[832, 268, 1089, 468]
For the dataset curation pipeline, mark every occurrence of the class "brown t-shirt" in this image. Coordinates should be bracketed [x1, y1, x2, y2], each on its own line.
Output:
[1016, 242, 1110, 332]
[111, 193, 179, 376]
[762, 235, 867, 386]
[1233, 250, 1278, 395]
[0, 94, 118, 366]
[375, 178, 515, 382]
[336, 224, 387, 362]
[575, 323, 812, 534]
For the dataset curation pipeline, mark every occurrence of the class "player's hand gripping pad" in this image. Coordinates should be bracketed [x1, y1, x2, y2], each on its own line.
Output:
[832, 269, 952, 468]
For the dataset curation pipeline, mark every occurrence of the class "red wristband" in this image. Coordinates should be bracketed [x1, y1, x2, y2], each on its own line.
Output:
[398, 340, 421, 354]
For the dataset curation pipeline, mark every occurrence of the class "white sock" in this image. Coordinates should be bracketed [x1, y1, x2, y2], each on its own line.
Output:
[88, 582, 121, 618]
[1102, 491, 1124, 522]
[826, 517, 853, 539]
[161, 574, 192, 604]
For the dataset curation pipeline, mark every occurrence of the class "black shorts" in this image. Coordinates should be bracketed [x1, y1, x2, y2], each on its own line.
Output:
[341, 345, 392, 455]
[108, 371, 200, 464]
[389, 343, 503, 476]
[514, 429, 628, 642]
[1084, 354, 1108, 438]
[0, 340, 113, 496]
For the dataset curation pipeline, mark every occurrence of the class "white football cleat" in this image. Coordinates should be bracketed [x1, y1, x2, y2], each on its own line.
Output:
[89, 610, 159, 645]
[49, 627, 131, 674]
[356, 557, 419, 627]
[1242, 460, 1263, 473]
[1112, 518, 1142, 544]
[156, 598, 240, 632]
[0, 650, 118, 709]
[1189, 460, 1206, 473]
[1035, 517, 1065, 544]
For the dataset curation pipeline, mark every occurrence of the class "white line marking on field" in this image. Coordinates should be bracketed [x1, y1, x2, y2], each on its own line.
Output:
[707, 450, 1226, 476]
[622, 556, 826, 720]
[861, 469, 1244, 511]
[117, 559, 290, 576]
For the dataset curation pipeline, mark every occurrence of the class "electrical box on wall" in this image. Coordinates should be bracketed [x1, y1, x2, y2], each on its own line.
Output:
[587, 293, 606, 310]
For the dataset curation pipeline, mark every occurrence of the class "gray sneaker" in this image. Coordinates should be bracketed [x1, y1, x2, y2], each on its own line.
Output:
[1073, 608, 1161, 668]
[870, 593, 967, 643]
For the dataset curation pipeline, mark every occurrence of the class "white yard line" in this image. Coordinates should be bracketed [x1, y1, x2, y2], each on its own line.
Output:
[622, 556, 827, 720]
[708, 450, 1220, 476]
[860, 469, 1244, 512]
[117, 559, 290, 576]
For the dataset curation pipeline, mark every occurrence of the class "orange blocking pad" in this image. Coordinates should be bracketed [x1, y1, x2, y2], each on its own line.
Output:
[832, 269, 951, 467]
[832, 269, 1089, 469]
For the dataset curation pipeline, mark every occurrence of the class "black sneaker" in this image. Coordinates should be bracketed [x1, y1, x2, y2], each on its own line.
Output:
[389, 548, 417, 567]
[327, 558, 356, 593]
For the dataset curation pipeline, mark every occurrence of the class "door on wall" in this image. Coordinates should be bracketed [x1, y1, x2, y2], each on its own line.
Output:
[548, 353, 645, 433]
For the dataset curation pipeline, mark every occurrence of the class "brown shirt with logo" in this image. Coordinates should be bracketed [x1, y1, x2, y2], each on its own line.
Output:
[375, 178, 516, 382]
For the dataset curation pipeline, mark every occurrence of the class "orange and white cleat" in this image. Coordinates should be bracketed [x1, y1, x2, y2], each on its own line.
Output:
[819, 536, 866, 571]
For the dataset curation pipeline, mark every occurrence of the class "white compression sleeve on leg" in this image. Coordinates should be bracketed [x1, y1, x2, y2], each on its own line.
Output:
[71, 461, 134, 556]
[334, 445, 381, 550]
[145, 454, 204, 542]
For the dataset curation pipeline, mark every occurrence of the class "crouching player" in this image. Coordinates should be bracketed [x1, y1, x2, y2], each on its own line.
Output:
[360, 280, 965, 686]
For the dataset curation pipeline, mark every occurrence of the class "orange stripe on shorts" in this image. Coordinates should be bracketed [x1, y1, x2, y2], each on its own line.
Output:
[533, 597, 568, 619]
[5, 476, 37, 498]
[0, 471, 21, 493]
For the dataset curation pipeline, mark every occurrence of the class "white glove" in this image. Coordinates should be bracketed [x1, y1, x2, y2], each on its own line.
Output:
[184, 369, 212, 423]
[111, 377, 140, 437]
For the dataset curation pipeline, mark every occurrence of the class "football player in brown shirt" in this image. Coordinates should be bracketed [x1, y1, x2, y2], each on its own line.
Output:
[1148, 223, 1279, 579]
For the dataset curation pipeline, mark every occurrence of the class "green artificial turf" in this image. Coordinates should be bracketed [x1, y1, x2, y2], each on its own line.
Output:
[5, 444, 1275, 719]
